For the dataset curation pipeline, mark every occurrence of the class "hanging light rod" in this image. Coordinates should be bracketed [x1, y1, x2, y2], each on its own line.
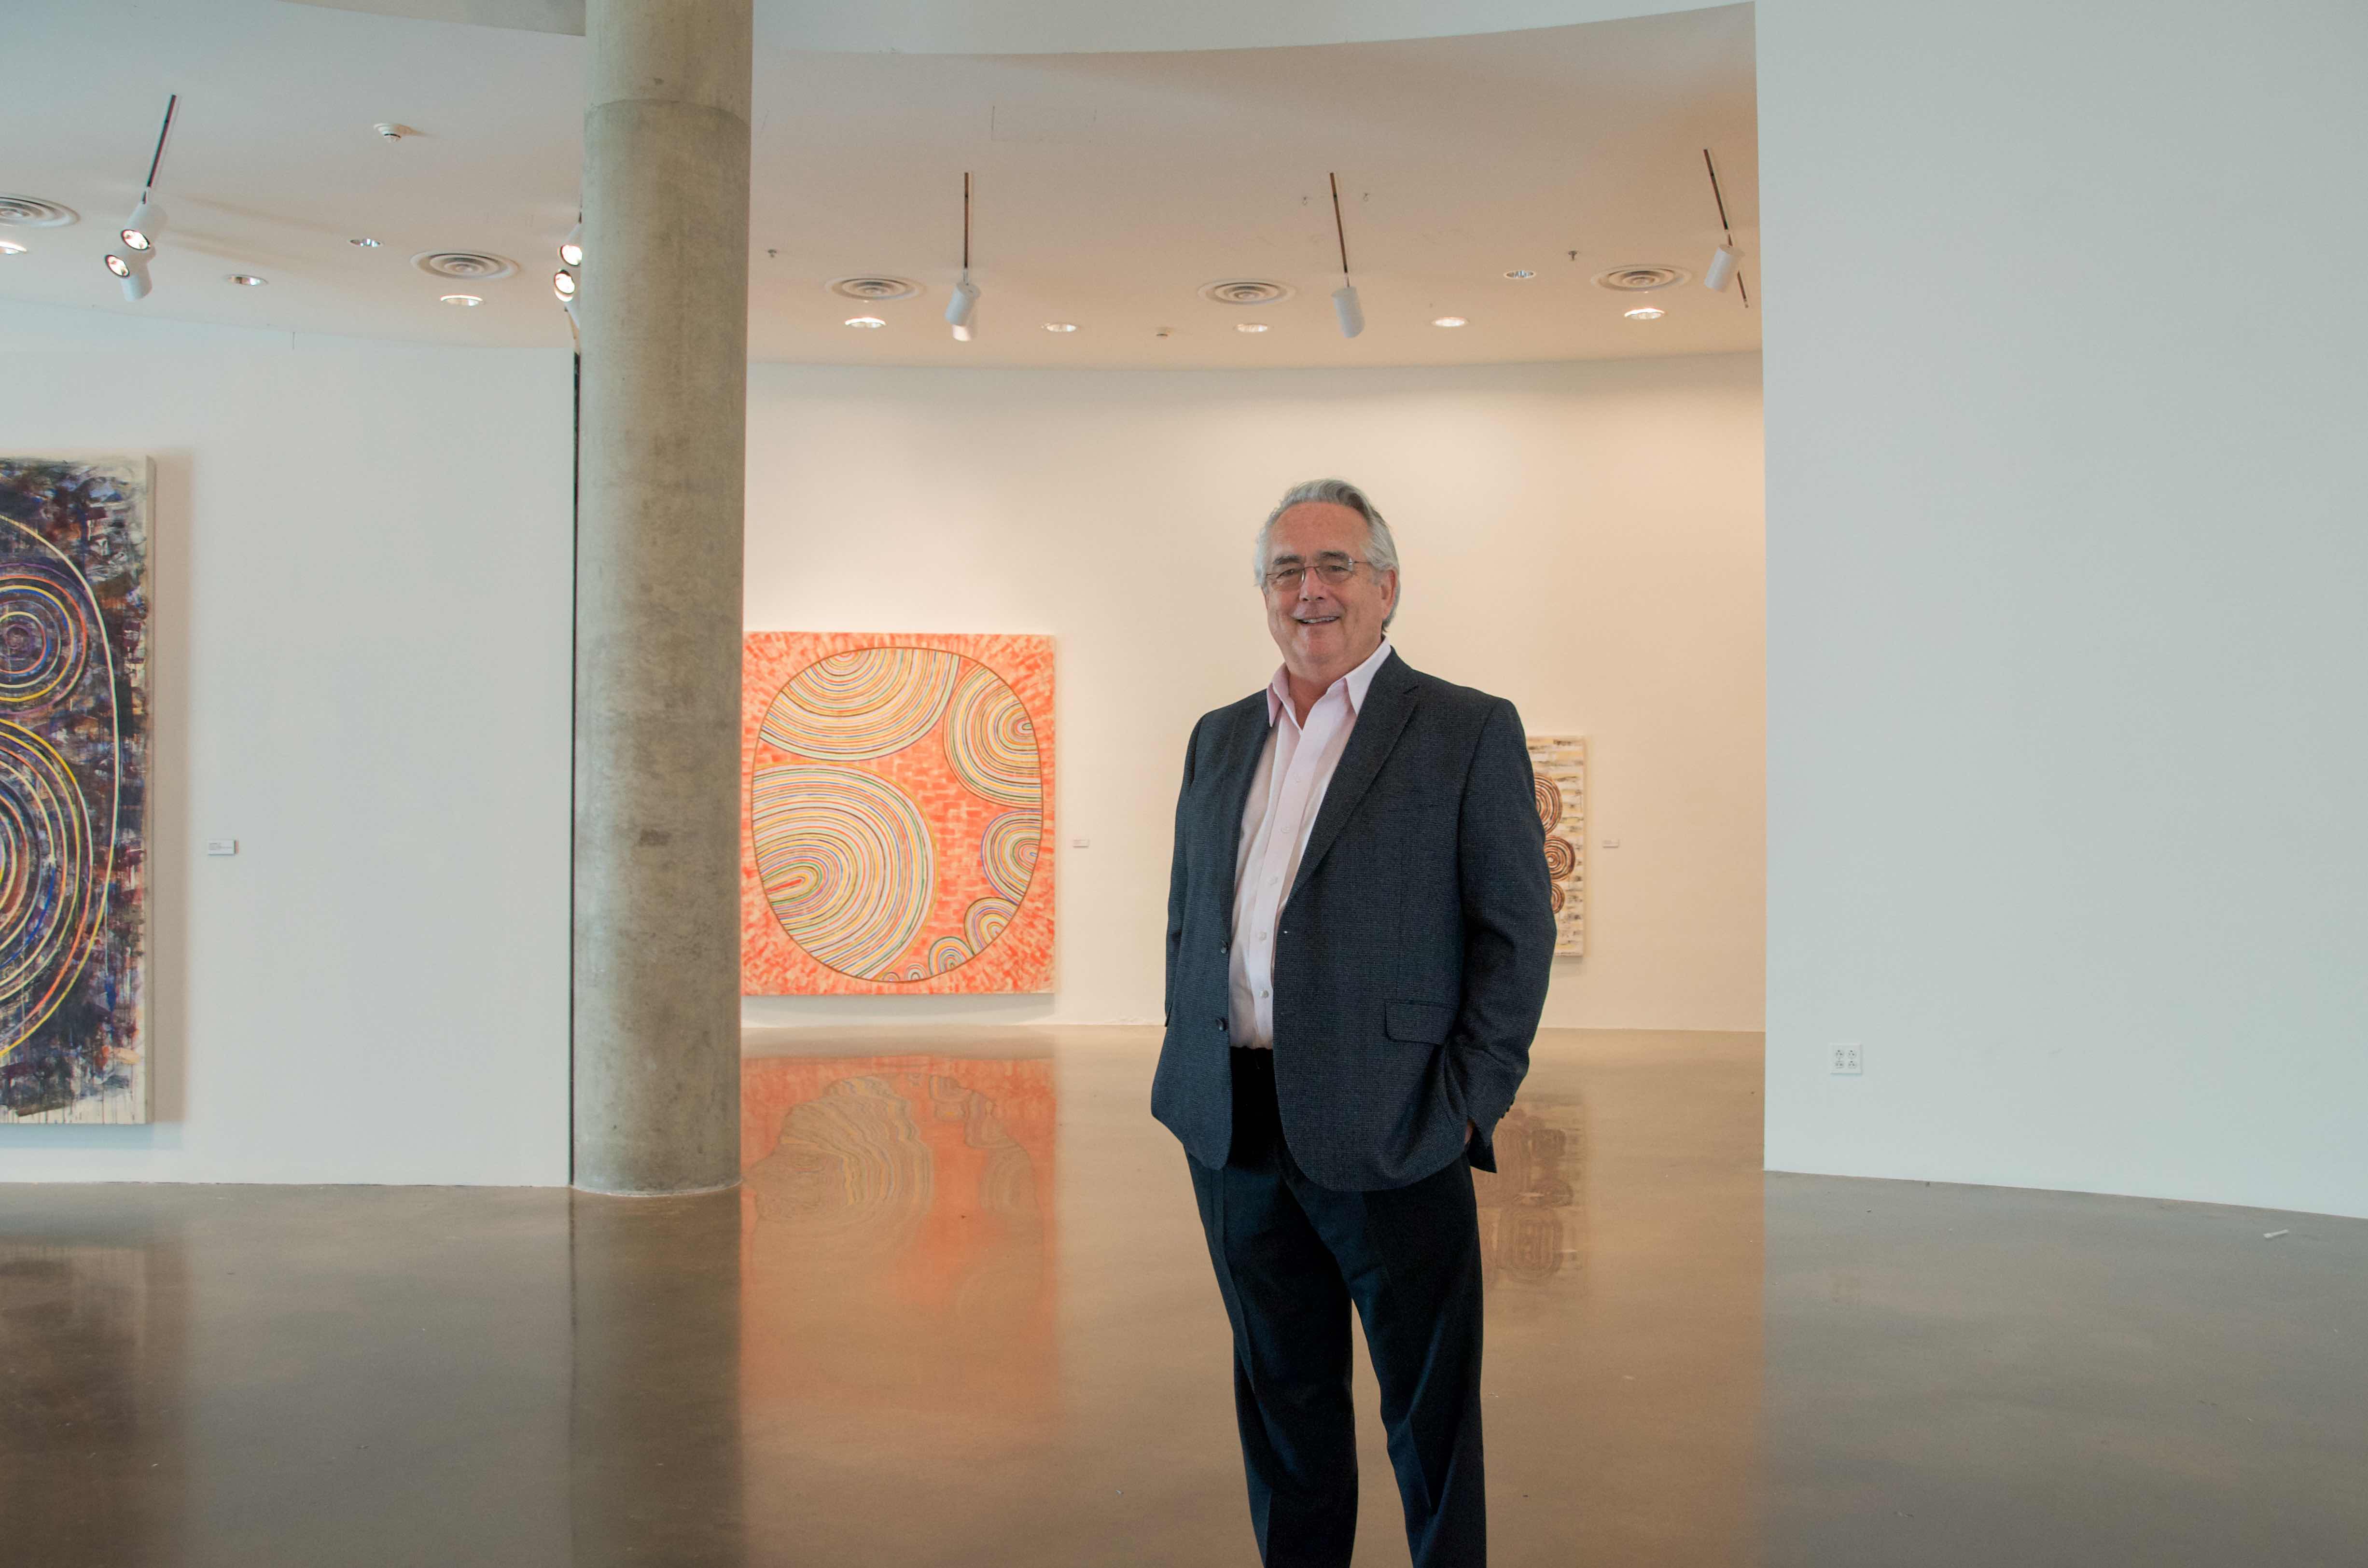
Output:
[142, 94, 180, 197]
[946, 171, 980, 341]
[123, 93, 179, 249]
[1328, 172, 1364, 339]
[1701, 147, 1748, 306]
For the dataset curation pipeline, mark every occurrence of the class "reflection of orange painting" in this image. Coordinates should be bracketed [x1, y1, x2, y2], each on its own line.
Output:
[741, 633, 1053, 995]
[739, 1055, 1058, 1418]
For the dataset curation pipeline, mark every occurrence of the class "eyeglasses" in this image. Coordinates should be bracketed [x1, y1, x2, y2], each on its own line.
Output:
[1263, 556, 1369, 591]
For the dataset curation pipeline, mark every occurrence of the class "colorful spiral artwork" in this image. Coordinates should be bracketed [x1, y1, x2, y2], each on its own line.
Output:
[963, 896, 1017, 952]
[760, 647, 964, 762]
[1526, 735, 1587, 959]
[0, 566, 92, 714]
[743, 634, 1054, 996]
[979, 810, 1040, 904]
[944, 664, 1041, 809]
[0, 458, 148, 1124]
[1544, 835, 1578, 881]
[1532, 775, 1561, 832]
[0, 722, 97, 1040]
[752, 764, 936, 980]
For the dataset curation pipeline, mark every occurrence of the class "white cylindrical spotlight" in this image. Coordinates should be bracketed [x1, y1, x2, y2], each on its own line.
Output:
[105, 251, 152, 301]
[946, 274, 979, 341]
[1331, 282, 1365, 339]
[559, 222, 584, 269]
[553, 267, 577, 301]
[1704, 245, 1740, 292]
[121, 198, 166, 252]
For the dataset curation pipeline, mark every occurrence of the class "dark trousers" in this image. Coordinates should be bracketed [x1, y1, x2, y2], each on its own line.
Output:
[1186, 1047, 1487, 1568]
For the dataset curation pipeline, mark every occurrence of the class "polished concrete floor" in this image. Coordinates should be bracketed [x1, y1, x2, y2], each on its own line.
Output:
[2, 1027, 2361, 1567]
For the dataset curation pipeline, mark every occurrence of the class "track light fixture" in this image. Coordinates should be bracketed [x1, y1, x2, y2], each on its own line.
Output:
[1327, 172, 1365, 340]
[105, 250, 151, 300]
[1700, 150, 1749, 305]
[554, 215, 582, 334]
[121, 197, 165, 252]
[104, 94, 178, 302]
[945, 172, 980, 342]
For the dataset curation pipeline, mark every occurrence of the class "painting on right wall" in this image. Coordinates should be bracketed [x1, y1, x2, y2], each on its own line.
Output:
[1527, 735, 1586, 957]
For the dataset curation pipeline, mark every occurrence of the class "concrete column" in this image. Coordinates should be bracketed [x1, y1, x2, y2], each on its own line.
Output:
[572, 0, 752, 1194]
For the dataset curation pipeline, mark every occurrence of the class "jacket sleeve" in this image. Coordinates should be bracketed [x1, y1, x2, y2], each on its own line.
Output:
[1164, 714, 1204, 1029]
[1448, 698, 1555, 1136]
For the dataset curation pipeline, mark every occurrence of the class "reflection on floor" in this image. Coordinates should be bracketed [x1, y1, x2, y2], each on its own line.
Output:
[3, 1027, 2364, 1567]
[740, 1055, 1058, 1421]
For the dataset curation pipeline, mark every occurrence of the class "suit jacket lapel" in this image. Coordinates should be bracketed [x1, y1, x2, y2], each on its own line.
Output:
[1206, 694, 1271, 925]
[1288, 652, 1420, 905]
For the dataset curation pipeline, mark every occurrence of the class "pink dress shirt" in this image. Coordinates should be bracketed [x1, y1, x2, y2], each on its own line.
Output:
[1227, 638, 1395, 1048]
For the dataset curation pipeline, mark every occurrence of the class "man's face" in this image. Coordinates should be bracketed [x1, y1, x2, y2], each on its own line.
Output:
[1262, 501, 1398, 682]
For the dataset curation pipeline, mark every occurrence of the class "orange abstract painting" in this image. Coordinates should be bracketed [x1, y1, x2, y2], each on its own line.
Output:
[741, 633, 1053, 995]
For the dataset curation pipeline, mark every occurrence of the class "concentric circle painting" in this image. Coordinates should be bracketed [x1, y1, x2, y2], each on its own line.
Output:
[742, 633, 1053, 995]
[0, 457, 150, 1124]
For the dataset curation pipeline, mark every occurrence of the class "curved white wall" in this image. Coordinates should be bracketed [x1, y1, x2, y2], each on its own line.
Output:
[1761, 0, 2368, 1218]
[0, 301, 574, 1185]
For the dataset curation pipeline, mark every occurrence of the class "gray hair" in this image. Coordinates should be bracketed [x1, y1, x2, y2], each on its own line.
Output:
[1254, 477, 1402, 628]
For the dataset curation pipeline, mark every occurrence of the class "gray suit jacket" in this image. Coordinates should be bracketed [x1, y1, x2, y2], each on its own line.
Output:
[1153, 650, 1555, 1191]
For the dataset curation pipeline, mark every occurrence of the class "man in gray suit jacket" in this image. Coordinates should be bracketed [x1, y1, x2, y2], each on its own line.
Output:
[1155, 478, 1555, 1567]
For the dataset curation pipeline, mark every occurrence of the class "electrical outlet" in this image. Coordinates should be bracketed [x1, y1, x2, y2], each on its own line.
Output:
[1828, 1042, 1863, 1076]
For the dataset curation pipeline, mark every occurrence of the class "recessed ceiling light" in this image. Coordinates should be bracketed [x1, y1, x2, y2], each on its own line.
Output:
[1623, 305, 1666, 320]
[440, 293, 483, 307]
[349, 237, 382, 248]
[845, 315, 886, 329]
[1504, 269, 1535, 280]
[1043, 321, 1078, 333]
[226, 273, 266, 287]
[1236, 322, 1269, 334]
[0, 240, 25, 257]
[1432, 316, 1467, 328]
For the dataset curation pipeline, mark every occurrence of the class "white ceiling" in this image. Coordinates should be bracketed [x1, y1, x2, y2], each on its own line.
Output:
[0, 0, 1757, 369]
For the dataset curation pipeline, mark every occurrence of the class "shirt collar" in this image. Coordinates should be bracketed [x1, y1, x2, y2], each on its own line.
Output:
[1266, 637, 1393, 727]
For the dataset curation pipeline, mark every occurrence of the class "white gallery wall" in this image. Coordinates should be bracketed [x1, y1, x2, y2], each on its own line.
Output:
[1758, 0, 2368, 1217]
[740, 353, 1766, 1034]
[0, 300, 574, 1185]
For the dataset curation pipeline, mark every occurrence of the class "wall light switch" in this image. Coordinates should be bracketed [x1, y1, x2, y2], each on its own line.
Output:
[1071, 837, 1090, 849]
[1601, 839, 1620, 849]
[1829, 1042, 1863, 1076]
[206, 838, 239, 857]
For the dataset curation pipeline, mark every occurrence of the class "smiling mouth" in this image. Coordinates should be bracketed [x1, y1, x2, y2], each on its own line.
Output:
[1294, 614, 1340, 626]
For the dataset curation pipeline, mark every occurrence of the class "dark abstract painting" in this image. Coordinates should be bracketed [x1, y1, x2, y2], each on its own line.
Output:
[0, 458, 149, 1123]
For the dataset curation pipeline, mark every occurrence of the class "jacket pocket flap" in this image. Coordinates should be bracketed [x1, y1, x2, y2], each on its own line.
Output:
[1384, 999, 1455, 1045]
